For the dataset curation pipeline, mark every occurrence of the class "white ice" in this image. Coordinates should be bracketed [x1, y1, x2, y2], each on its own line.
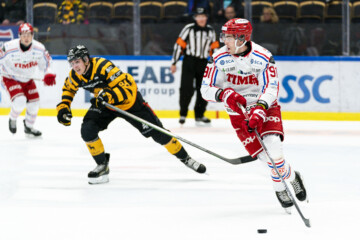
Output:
[0, 116, 359, 240]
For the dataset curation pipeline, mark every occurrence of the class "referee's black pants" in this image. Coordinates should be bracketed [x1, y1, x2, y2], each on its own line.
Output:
[179, 56, 208, 119]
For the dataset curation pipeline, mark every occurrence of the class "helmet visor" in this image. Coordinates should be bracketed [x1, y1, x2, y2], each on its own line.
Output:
[220, 33, 246, 43]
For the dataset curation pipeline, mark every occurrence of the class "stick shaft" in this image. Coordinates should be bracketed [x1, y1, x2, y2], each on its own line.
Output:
[103, 102, 256, 165]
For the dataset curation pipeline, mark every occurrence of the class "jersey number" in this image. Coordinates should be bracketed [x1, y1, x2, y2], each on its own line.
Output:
[269, 66, 278, 78]
[203, 66, 213, 78]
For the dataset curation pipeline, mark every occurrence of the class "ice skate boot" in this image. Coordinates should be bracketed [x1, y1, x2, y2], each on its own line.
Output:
[179, 116, 186, 124]
[9, 119, 16, 134]
[88, 153, 110, 184]
[195, 117, 211, 126]
[276, 190, 293, 214]
[23, 120, 42, 137]
[180, 156, 206, 174]
[291, 171, 307, 202]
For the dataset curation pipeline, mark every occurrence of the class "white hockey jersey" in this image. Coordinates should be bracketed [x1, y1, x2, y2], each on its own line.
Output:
[201, 42, 279, 115]
[0, 38, 53, 83]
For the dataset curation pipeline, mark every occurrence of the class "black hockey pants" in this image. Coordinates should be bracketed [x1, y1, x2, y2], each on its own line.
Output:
[179, 56, 208, 118]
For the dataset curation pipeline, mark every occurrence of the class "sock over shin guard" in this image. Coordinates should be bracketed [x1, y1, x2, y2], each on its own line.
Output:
[257, 134, 295, 191]
[10, 95, 26, 120]
[164, 137, 188, 160]
[24, 101, 40, 128]
[86, 137, 106, 164]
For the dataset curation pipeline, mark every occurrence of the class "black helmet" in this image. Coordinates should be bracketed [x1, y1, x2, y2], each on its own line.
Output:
[67, 45, 90, 62]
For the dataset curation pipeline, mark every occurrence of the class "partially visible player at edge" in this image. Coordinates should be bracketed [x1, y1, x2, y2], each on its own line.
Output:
[201, 18, 307, 212]
[0, 23, 56, 136]
[56, 45, 206, 184]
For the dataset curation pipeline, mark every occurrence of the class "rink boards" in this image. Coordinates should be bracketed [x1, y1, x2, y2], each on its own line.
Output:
[1, 56, 360, 120]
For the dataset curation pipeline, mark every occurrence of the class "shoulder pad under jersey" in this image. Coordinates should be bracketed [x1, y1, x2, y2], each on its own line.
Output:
[32, 39, 46, 51]
[3, 39, 18, 50]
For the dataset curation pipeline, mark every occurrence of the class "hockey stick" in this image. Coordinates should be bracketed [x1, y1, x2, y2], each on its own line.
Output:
[102, 101, 257, 165]
[240, 105, 311, 228]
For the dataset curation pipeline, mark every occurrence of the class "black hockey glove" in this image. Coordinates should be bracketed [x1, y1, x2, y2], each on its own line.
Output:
[96, 88, 118, 108]
[56, 102, 72, 126]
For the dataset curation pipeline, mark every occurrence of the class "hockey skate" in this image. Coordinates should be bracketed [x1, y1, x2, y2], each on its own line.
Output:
[275, 190, 293, 214]
[23, 120, 42, 137]
[195, 117, 211, 126]
[291, 171, 308, 202]
[9, 119, 16, 134]
[180, 156, 206, 173]
[88, 153, 110, 184]
[179, 116, 186, 124]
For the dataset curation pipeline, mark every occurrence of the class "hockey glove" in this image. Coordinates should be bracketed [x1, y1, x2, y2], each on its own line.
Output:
[56, 102, 72, 126]
[242, 105, 266, 133]
[43, 73, 56, 86]
[96, 88, 118, 108]
[219, 88, 246, 115]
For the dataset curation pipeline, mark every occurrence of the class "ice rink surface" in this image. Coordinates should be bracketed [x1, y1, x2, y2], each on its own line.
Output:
[0, 115, 359, 240]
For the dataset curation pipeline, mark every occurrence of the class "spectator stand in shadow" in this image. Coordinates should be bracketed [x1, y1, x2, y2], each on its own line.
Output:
[1, 0, 25, 25]
[351, 24, 360, 55]
[256, 6, 280, 55]
[214, 5, 237, 24]
[309, 26, 341, 56]
[260, 6, 279, 24]
[182, 0, 212, 23]
[142, 30, 167, 55]
[212, 0, 244, 23]
[306, 27, 326, 56]
[278, 25, 308, 56]
[0, 2, 4, 23]
[57, 0, 86, 25]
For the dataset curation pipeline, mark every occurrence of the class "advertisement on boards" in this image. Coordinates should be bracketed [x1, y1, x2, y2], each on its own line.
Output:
[278, 61, 339, 112]
[1, 57, 360, 112]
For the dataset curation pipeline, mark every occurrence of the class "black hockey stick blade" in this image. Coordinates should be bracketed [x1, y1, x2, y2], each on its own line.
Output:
[103, 102, 257, 165]
[228, 155, 257, 165]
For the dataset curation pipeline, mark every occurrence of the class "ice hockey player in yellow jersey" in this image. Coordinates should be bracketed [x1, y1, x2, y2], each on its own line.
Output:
[56, 45, 206, 184]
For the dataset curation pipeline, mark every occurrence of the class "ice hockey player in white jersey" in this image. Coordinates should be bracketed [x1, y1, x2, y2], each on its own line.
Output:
[201, 18, 307, 212]
[0, 23, 56, 137]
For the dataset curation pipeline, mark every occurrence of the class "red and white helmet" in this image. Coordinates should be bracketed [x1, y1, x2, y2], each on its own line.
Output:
[220, 18, 252, 43]
[18, 23, 34, 35]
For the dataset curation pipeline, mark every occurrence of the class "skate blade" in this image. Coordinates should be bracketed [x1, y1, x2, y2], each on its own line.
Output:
[300, 196, 309, 204]
[88, 175, 109, 185]
[25, 133, 42, 138]
[195, 122, 211, 127]
[284, 206, 292, 215]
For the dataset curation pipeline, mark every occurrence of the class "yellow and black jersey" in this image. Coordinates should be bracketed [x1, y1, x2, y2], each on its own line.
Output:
[61, 57, 138, 110]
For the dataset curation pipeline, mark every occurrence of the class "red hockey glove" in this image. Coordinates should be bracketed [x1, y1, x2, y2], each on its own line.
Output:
[242, 105, 266, 133]
[43, 73, 56, 86]
[219, 88, 246, 115]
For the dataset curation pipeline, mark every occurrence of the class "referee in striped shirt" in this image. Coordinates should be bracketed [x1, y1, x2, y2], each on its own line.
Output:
[171, 7, 219, 126]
